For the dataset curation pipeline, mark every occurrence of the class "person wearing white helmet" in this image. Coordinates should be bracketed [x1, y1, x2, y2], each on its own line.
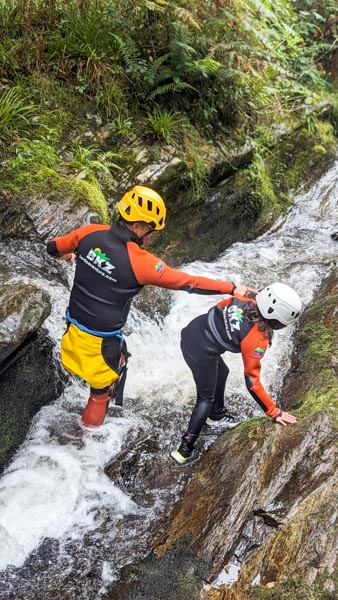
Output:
[171, 282, 302, 465]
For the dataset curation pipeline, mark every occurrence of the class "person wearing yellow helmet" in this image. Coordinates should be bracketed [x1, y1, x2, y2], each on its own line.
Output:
[117, 185, 166, 232]
[47, 185, 257, 428]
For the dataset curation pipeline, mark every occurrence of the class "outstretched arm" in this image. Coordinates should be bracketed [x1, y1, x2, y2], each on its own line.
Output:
[241, 328, 297, 426]
[128, 243, 257, 296]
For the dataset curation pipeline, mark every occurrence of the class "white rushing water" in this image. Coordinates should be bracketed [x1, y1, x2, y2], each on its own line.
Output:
[0, 160, 337, 579]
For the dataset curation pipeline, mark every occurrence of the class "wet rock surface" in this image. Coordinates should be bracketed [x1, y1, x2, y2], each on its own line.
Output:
[0, 329, 67, 473]
[0, 190, 101, 242]
[104, 272, 338, 600]
[0, 282, 51, 363]
[23, 193, 101, 242]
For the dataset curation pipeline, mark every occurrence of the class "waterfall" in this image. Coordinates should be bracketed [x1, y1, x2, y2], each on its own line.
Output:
[0, 160, 337, 598]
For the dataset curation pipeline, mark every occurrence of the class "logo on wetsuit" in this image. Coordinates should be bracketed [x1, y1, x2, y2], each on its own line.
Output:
[79, 247, 117, 281]
[86, 248, 115, 274]
[228, 305, 243, 330]
[155, 260, 164, 275]
[253, 347, 265, 359]
[224, 305, 244, 339]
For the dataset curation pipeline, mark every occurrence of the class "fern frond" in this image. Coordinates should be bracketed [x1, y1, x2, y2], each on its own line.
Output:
[148, 81, 196, 100]
[146, 53, 171, 85]
[111, 34, 142, 66]
[187, 58, 222, 77]
[144, 0, 200, 29]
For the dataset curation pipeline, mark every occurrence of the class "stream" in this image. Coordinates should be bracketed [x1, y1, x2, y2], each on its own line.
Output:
[0, 160, 337, 599]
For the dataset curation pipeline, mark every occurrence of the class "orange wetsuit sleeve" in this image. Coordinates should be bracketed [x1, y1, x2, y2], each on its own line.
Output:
[127, 242, 235, 295]
[47, 224, 110, 256]
[241, 326, 280, 419]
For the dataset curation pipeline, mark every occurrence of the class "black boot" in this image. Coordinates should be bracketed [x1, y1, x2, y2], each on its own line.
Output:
[171, 432, 197, 465]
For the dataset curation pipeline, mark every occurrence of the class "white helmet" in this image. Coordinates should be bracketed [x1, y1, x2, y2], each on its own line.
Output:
[256, 282, 302, 326]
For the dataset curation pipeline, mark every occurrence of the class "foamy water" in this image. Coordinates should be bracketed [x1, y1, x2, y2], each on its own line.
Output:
[0, 160, 337, 585]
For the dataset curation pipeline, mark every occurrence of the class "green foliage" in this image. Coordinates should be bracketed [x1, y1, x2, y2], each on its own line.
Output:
[111, 112, 133, 137]
[0, 87, 36, 141]
[95, 80, 128, 119]
[249, 573, 338, 599]
[0, 0, 336, 136]
[145, 108, 183, 144]
[0, 0, 336, 220]
[68, 143, 122, 176]
[112, 33, 196, 103]
[286, 1, 338, 90]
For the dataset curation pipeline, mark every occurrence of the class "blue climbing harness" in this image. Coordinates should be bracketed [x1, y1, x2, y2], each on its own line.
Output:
[65, 308, 124, 340]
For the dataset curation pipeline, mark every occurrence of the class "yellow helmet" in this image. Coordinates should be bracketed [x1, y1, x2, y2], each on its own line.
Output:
[118, 186, 166, 230]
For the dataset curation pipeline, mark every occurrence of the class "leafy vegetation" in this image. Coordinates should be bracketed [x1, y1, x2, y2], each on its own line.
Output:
[0, 0, 337, 208]
[248, 572, 338, 599]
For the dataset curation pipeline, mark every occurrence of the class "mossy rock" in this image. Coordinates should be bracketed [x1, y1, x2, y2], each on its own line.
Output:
[282, 269, 338, 416]
[0, 173, 106, 240]
[107, 537, 210, 600]
[150, 119, 336, 266]
[268, 121, 337, 191]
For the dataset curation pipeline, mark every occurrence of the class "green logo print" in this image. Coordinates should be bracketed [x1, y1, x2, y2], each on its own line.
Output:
[235, 307, 244, 323]
[93, 247, 111, 262]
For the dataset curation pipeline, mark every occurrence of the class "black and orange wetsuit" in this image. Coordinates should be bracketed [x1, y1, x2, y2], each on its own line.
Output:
[180, 295, 281, 442]
[48, 222, 236, 332]
[47, 222, 236, 391]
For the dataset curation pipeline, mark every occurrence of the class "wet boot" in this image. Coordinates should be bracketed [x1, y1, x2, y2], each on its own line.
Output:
[171, 431, 197, 465]
[81, 390, 110, 427]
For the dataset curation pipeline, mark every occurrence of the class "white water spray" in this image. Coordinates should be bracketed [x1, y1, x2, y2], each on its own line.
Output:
[0, 161, 337, 578]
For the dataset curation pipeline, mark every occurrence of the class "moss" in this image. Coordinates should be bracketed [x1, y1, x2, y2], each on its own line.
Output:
[107, 536, 210, 600]
[1, 138, 63, 197]
[293, 317, 337, 417]
[282, 270, 338, 421]
[233, 156, 292, 227]
[70, 173, 108, 222]
[245, 571, 338, 599]
[269, 121, 336, 191]
[2, 165, 62, 195]
[296, 392, 338, 421]
[216, 416, 265, 443]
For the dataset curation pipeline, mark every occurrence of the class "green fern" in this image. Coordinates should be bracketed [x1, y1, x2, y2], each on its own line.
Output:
[112, 34, 143, 69]
[148, 81, 196, 100]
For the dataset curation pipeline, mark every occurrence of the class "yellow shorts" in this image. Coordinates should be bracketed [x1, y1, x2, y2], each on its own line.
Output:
[61, 323, 120, 389]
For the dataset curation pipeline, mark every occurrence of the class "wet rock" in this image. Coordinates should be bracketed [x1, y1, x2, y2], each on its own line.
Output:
[0, 283, 51, 363]
[105, 432, 191, 508]
[133, 286, 173, 321]
[107, 537, 210, 600]
[0, 329, 67, 472]
[22, 192, 101, 241]
[0, 238, 72, 288]
[153, 411, 337, 575]
[139, 272, 338, 598]
[0, 188, 101, 242]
